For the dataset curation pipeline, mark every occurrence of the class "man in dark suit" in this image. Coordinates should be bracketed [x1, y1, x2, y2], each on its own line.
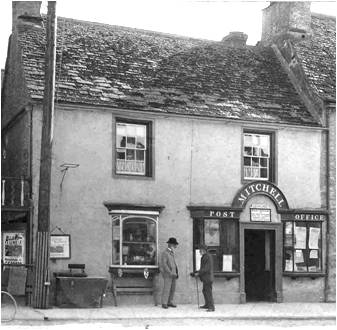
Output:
[195, 244, 215, 312]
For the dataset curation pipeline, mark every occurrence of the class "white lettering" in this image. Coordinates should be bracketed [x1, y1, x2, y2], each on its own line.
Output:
[255, 184, 262, 191]
[210, 211, 215, 217]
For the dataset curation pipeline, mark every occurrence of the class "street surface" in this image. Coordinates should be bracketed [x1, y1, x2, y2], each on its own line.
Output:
[4, 317, 336, 329]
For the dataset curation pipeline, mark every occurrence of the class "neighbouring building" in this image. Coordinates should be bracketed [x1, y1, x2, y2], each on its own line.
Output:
[1, 1, 335, 306]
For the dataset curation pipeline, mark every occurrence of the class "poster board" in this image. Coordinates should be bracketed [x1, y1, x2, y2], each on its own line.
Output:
[250, 208, 271, 222]
[204, 219, 220, 246]
[2, 231, 26, 264]
[195, 249, 201, 271]
[50, 235, 71, 259]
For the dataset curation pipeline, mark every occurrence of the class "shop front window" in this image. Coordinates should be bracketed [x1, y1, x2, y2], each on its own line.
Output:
[193, 219, 239, 273]
[283, 221, 322, 273]
[112, 215, 158, 267]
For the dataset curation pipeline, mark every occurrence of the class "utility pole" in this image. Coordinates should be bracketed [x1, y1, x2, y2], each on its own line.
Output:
[33, 1, 57, 309]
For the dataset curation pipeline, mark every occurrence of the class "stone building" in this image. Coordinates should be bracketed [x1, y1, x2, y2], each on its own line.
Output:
[1, 1, 335, 305]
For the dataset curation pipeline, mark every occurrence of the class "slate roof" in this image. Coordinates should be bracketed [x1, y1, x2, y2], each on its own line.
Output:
[294, 13, 336, 100]
[17, 16, 320, 126]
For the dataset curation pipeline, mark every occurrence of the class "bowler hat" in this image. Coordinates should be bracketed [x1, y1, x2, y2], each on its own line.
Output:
[199, 244, 208, 251]
[167, 237, 179, 245]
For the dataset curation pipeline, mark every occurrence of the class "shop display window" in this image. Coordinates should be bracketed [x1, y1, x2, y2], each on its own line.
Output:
[283, 221, 322, 273]
[111, 215, 158, 266]
[193, 219, 239, 273]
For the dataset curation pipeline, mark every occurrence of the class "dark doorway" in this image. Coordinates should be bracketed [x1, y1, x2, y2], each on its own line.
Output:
[244, 229, 275, 302]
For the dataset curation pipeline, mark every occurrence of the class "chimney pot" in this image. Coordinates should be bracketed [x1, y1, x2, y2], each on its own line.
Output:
[222, 31, 248, 47]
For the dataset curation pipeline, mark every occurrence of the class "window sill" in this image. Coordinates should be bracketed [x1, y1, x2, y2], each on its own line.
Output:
[283, 272, 326, 279]
[109, 266, 159, 277]
[113, 173, 154, 181]
[214, 272, 240, 280]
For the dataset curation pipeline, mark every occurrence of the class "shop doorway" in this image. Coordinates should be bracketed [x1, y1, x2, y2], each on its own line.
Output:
[244, 229, 275, 302]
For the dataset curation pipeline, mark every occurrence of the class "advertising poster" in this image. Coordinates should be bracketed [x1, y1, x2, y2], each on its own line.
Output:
[222, 255, 232, 271]
[309, 227, 320, 249]
[204, 219, 220, 246]
[50, 235, 71, 259]
[294, 226, 307, 249]
[195, 249, 201, 271]
[2, 231, 25, 264]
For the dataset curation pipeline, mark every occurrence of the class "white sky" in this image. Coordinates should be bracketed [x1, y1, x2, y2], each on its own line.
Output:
[0, 0, 336, 69]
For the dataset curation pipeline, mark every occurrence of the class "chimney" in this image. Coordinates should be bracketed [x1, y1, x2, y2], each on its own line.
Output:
[261, 2, 312, 45]
[222, 31, 248, 48]
[12, 1, 43, 31]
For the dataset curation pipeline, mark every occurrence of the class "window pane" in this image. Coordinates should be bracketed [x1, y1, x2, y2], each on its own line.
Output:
[126, 149, 135, 160]
[252, 134, 260, 146]
[137, 136, 146, 149]
[244, 146, 252, 156]
[252, 157, 259, 166]
[116, 124, 126, 148]
[136, 150, 145, 161]
[260, 168, 268, 178]
[244, 157, 251, 166]
[117, 149, 125, 160]
[122, 217, 157, 265]
[261, 146, 269, 157]
[127, 136, 136, 148]
[136, 125, 146, 137]
[112, 219, 120, 265]
[126, 124, 136, 137]
[260, 158, 268, 167]
[244, 134, 252, 146]
[253, 147, 260, 156]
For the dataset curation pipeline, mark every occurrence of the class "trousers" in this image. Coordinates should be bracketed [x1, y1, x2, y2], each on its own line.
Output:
[202, 282, 214, 309]
[161, 275, 176, 305]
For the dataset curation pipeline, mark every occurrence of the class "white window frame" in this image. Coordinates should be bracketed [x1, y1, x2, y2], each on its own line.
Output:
[111, 213, 159, 268]
[243, 132, 270, 181]
[116, 122, 147, 176]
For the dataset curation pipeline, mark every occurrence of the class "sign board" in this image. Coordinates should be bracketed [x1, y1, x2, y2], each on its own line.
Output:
[250, 208, 271, 222]
[50, 235, 71, 259]
[2, 231, 25, 264]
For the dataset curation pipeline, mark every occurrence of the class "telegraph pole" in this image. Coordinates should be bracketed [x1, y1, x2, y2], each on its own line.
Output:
[33, 1, 57, 309]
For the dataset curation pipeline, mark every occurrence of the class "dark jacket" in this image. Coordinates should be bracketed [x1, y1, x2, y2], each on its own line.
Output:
[198, 252, 214, 283]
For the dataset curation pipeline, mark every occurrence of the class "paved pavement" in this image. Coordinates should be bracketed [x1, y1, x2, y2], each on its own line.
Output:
[7, 302, 336, 322]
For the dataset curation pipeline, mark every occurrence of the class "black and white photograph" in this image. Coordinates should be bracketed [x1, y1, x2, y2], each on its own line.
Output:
[0, 0, 335, 329]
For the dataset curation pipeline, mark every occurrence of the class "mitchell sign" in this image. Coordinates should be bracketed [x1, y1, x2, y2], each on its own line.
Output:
[232, 181, 289, 210]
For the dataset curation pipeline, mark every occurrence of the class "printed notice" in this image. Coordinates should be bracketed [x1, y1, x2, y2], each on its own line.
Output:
[308, 266, 317, 272]
[285, 222, 293, 235]
[285, 259, 293, 271]
[309, 227, 320, 249]
[222, 255, 232, 272]
[310, 250, 318, 259]
[2, 232, 25, 264]
[295, 250, 304, 263]
[295, 226, 307, 249]
[195, 250, 201, 270]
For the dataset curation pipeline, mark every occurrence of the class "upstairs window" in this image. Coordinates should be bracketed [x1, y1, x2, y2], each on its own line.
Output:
[115, 119, 152, 177]
[243, 131, 274, 182]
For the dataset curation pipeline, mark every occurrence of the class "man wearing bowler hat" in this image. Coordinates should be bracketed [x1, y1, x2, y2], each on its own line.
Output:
[195, 244, 215, 312]
[160, 237, 179, 309]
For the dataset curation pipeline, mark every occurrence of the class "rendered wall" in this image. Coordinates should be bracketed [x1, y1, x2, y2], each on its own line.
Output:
[31, 105, 325, 304]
